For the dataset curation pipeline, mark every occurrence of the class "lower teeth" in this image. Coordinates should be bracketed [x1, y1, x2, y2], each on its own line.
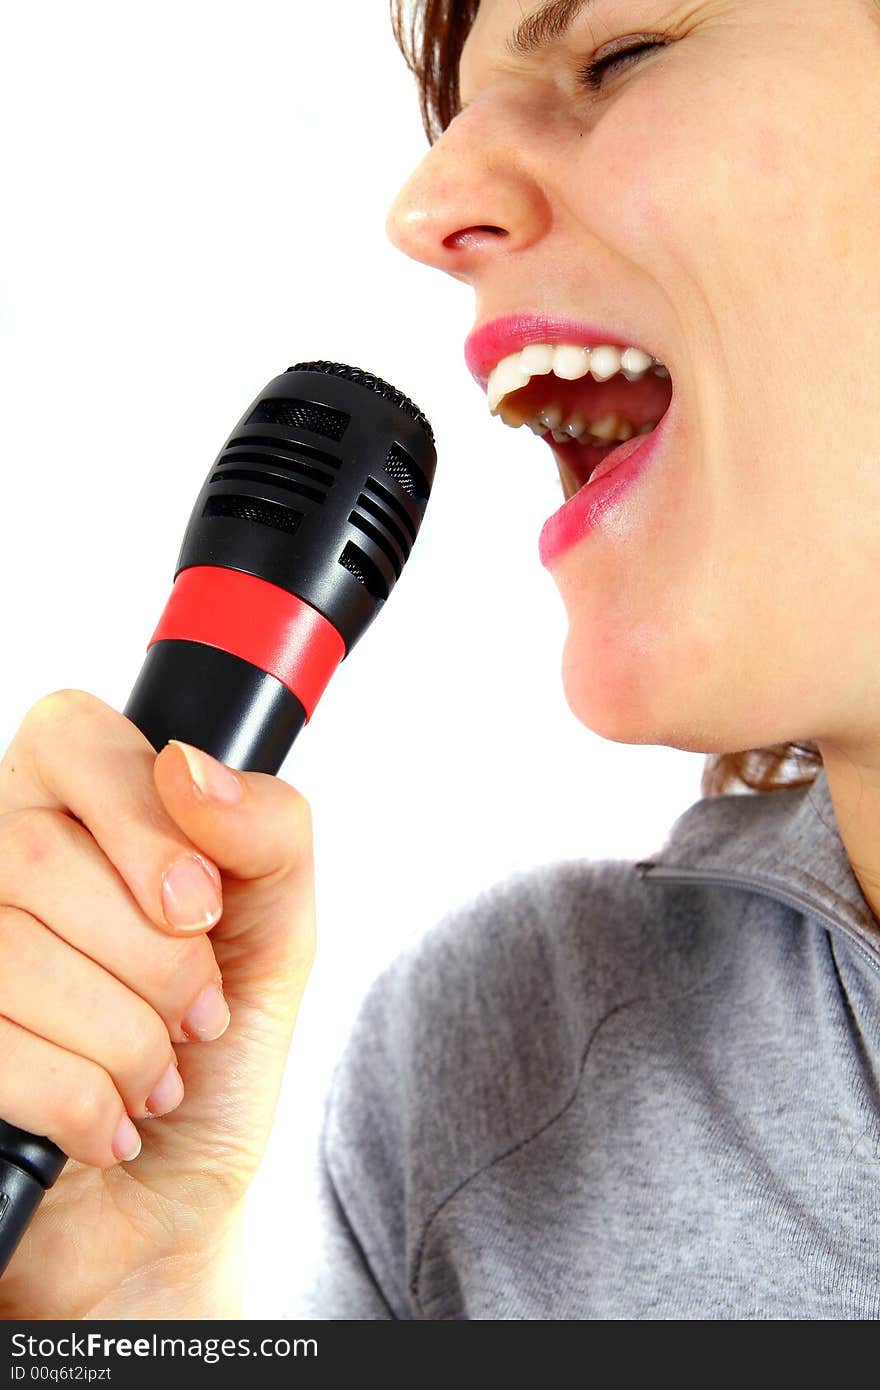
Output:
[549, 422, 656, 447]
[542, 416, 657, 446]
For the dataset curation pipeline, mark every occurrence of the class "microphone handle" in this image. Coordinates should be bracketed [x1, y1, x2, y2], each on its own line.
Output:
[0, 637, 309, 1277]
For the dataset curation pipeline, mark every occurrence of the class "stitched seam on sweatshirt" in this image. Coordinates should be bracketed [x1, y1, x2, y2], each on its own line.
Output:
[410, 997, 639, 1313]
[321, 1121, 402, 1318]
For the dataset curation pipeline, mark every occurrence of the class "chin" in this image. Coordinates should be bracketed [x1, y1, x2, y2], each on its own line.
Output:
[557, 612, 752, 757]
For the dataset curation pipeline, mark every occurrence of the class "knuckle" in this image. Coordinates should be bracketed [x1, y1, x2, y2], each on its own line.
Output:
[0, 805, 73, 869]
[1, 691, 105, 796]
[52, 1072, 112, 1141]
[150, 934, 217, 1004]
[26, 687, 94, 730]
[116, 1013, 172, 1087]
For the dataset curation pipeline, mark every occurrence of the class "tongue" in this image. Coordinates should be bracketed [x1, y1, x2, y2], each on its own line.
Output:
[508, 369, 671, 431]
[588, 433, 647, 484]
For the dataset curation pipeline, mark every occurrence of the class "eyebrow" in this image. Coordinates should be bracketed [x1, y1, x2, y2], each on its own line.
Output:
[505, 0, 596, 59]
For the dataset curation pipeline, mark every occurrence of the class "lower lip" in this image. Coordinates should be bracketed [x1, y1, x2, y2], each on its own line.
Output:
[538, 406, 672, 568]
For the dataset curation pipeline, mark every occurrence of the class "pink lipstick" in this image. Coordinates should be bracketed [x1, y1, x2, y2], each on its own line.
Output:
[465, 314, 649, 387]
[538, 398, 675, 568]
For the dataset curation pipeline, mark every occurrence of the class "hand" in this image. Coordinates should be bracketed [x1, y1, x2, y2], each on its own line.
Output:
[0, 689, 316, 1319]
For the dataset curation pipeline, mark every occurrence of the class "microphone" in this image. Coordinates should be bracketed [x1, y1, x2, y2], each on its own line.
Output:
[0, 360, 436, 1275]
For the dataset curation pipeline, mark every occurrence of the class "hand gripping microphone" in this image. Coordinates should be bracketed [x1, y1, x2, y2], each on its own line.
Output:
[0, 361, 436, 1275]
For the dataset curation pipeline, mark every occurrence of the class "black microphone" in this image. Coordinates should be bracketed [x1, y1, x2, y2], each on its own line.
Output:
[0, 360, 436, 1275]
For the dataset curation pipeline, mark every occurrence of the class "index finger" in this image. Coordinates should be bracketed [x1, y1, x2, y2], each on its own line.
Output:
[0, 688, 223, 937]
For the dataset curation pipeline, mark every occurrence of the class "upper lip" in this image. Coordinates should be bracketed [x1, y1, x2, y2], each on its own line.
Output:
[464, 313, 663, 390]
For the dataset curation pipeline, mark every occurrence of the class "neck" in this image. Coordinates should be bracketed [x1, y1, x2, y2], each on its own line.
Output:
[816, 738, 880, 923]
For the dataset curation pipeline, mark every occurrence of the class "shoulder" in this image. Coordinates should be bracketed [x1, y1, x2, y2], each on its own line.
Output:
[322, 856, 723, 1309]
[342, 855, 711, 1083]
[333, 859, 640, 1110]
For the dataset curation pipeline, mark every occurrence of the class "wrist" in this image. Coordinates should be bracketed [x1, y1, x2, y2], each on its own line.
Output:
[82, 1205, 245, 1321]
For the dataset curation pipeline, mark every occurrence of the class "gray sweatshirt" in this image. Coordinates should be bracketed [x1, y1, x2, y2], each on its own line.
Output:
[299, 767, 880, 1319]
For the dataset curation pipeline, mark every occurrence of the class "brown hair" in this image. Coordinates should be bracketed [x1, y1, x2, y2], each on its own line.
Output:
[389, 0, 825, 798]
[390, 0, 478, 142]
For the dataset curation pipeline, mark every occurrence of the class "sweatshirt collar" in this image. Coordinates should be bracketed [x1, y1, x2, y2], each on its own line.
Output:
[636, 766, 880, 963]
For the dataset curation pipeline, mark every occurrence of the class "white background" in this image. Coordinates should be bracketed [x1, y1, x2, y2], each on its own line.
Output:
[1, 1, 705, 1315]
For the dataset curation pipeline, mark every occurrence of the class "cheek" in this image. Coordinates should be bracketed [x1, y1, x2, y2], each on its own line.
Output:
[586, 69, 804, 268]
[542, 46, 880, 755]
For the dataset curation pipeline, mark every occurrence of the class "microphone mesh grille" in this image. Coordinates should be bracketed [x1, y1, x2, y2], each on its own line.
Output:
[384, 443, 426, 499]
[288, 361, 434, 444]
[204, 493, 303, 535]
[247, 397, 349, 442]
[338, 547, 366, 585]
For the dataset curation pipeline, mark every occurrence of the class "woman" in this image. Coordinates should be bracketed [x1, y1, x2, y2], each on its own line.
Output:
[1, 0, 879, 1320]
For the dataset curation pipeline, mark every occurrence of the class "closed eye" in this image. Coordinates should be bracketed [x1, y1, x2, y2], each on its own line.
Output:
[577, 38, 669, 92]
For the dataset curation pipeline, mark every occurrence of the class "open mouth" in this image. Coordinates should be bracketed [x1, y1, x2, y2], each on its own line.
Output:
[488, 344, 674, 499]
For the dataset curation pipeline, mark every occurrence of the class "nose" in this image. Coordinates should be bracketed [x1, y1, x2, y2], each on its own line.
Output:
[385, 103, 551, 280]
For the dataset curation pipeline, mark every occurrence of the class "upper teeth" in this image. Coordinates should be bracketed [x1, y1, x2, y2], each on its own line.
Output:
[487, 342, 668, 414]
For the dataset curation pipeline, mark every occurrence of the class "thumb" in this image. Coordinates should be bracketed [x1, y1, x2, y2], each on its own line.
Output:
[152, 739, 316, 995]
[143, 739, 316, 1191]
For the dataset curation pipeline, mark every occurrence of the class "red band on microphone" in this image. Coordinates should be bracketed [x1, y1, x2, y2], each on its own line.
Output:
[148, 566, 345, 721]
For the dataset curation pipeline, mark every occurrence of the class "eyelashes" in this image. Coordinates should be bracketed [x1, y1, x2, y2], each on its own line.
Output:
[577, 37, 670, 92]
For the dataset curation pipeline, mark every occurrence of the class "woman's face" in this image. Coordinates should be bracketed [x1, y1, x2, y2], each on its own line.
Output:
[386, 0, 880, 759]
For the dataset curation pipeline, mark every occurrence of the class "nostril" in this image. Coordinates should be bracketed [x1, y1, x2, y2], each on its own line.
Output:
[443, 225, 509, 250]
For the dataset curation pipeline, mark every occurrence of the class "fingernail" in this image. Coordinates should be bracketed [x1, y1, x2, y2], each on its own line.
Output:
[182, 982, 231, 1041]
[144, 1061, 185, 1118]
[112, 1113, 142, 1163]
[169, 740, 243, 806]
[162, 854, 222, 932]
